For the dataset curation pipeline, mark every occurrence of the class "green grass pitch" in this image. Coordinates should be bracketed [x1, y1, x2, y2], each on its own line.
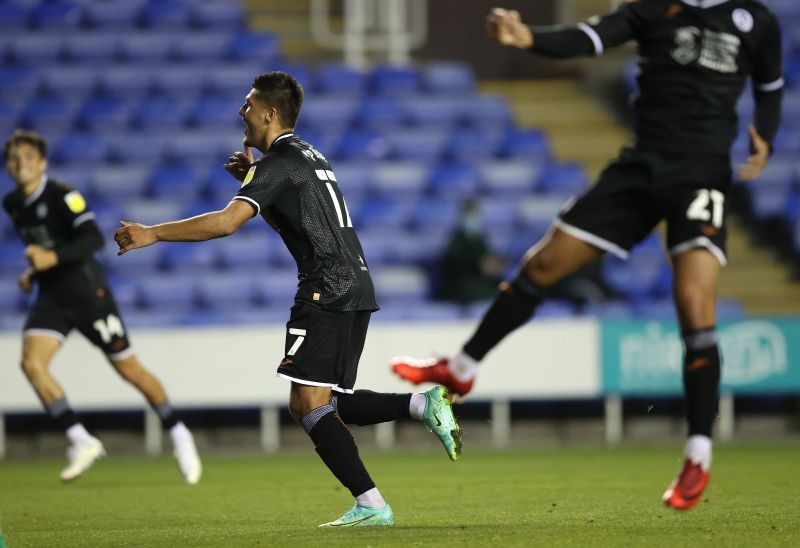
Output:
[1, 444, 798, 546]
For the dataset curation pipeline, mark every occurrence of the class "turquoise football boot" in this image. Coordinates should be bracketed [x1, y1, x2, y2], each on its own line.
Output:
[423, 385, 463, 461]
[318, 504, 394, 527]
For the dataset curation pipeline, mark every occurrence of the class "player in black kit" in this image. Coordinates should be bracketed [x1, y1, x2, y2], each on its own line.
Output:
[114, 72, 463, 527]
[392, 1, 783, 510]
[2, 130, 201, 483]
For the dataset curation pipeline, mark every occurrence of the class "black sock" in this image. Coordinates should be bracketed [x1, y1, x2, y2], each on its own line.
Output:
[153, 400, 180, 430]
[304, 405, 375, 497]
[462, 272, 543, 361]
[682, 327, 721, 437]
[332, 390, 411, 425]
[47, 397, 79, 431]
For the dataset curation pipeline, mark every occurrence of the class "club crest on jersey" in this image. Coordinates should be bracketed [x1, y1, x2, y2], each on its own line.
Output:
[241, 166, 256, 188]
[64, 191, 86, 214]
[36, 203, 48, 219]
[732, 8, 753, 33]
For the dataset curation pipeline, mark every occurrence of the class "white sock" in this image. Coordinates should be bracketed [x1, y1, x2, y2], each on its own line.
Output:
[685, 434, 712, 471]
[66, 424, 96, 446]
[170, 422, 191, 445]
[449, 351, 478, 382]
[409, 393, 427, 420]
[356, 487, 386, 509]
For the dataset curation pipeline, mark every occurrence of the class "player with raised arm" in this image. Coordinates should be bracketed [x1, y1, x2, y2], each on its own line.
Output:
[114, 72, 463, 527]
[391, 1, 783, 510]
[2, 130, 201, 484]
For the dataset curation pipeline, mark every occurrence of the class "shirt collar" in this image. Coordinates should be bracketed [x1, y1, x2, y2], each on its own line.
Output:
[23, 174, 48, 207]
[271, 132, 295, 147]
[681, 0, 730, 8]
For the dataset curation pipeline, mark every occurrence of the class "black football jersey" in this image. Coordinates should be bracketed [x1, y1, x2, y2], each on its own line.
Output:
[583, 0, 783, 154]
[2, 176, 108, 299]
[233, 133, 378, 312]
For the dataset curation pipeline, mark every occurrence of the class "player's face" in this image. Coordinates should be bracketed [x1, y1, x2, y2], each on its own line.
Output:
[239, 89, 270, 150]
[5, 143, 47, 187]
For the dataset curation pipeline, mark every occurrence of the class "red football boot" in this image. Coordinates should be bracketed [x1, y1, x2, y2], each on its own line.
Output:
[390, 356, 474, 397]
[662, 459, 710, 510]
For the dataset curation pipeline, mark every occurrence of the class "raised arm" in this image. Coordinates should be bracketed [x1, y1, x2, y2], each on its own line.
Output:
[114, 199, 254, 255]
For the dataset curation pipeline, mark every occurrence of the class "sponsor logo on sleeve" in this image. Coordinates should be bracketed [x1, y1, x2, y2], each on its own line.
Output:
[241, 166, 256, 188]
[64, 191, 86, 214]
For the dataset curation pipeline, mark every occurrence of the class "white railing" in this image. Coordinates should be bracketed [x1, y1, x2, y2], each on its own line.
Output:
[310, 0, 428, 68]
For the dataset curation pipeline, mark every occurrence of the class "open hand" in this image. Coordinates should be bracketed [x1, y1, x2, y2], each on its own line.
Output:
[115, 221, 157, 256]
[223, 147, 254, 182]
[25, 244, 58, 271]
[486, 8, 533, 49]
[737, 125, 770, 181]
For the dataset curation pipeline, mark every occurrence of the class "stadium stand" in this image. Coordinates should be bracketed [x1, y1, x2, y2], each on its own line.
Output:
[1, 0, 775, 330]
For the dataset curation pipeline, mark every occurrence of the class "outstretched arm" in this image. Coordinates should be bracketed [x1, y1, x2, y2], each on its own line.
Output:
[114, 199, 254, 255]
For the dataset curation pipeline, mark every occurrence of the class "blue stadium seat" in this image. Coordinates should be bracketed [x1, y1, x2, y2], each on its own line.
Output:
[82, 1, 144, 29]
[105, 275, 140, 310]
[228, 307, 291, 325]
[78, 96, 133, 130]
[633, 298, 676, 320]
[0, 100, 19, 134]
[301, 96, 360, 130]
[102, 242, 163, 274]
[133, 96, 191, 129]
[402, 97, 465, 128]
[582, 300, 634, 320]
[0, 67, 40, 100]
[0, 3, 29, 30]
[162, 242, 221, 272]
[0, 242, 28, 274]
[120, 33, 175, 63]
[32, 1, 82, 30]
[446, 130, 504, 163]
[123, 310, 187, 328]
[40, 67, 99, 99]
[174, 33, 232, 63]
[52, 133, 110, 165]
[190, 96, 241, 129]
[750, 185, 793, 221]
[204, 64, 265, 96]
[22, 96, 78, 132]
[90, 165, 151, 203]
[196, 272, 256, 311]
[464, 96, 512, 129]
[96, 66, 153, 98]
[603, 237, 670, 300]
[422, 62, 475, 95]
[316, 63, 368, 95]
[717, 299, 745, 320]
[536, 300, 578, 318]
[147, 165, 203, 200]
[479, 160, 541, 195]
[137, 275, 198, 311]
[10, 34, 65, 64]
[229, 32, 280, 63]
[140, 0, 191, 29]
[252, 269, 299, 305]
[371, 65, 420, 96]
[190, 1, 244, 31]
[408, 199, 460, 230]
[216, 233, 273, 270]
[329, 162, 373, 198]
[0, 281, 25, 313]
[165, 132, 225, 162]
[537, 162, 589, 195]
[335, 130, 389, 161]
[205, 165, 243, 204]
[122, 199, 183, 226]
[64, 33, 121, 66]
[502, 129, 551, 160]
[391, 229, 449, 263]
[106, 133, 167, 165]
[516, 196, 565, 228]
[429, 163, 480, 198]
[479, 198, 519, 231]
[372, 162, 430, 198]
[371, 266, 429, 302]
[385, 128, 449, 161]
[356, 97, 408, 129]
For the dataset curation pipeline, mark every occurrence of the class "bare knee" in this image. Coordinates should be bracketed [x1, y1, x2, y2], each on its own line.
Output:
[523, 251, 562, 287]
[674, 284, 715, 330]
[288, 385, 332, 424]
[21, 354, 47, 380]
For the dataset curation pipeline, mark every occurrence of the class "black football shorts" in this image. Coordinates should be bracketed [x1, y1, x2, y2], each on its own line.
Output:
[556, 147, 731, 266]
[276, 302, 371, 393]
[24, 287, 133, 359]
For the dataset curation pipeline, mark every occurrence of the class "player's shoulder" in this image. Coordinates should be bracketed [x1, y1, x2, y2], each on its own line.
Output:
[734, 0, 777, 21]
[45, 178, 76, 197]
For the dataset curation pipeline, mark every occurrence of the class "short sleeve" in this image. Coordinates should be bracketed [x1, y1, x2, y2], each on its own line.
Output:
[57, 186, 96, 229]
[752, 13, 783, 93]
[232, 157, 291, 217]
[581, 0, 666, 54]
